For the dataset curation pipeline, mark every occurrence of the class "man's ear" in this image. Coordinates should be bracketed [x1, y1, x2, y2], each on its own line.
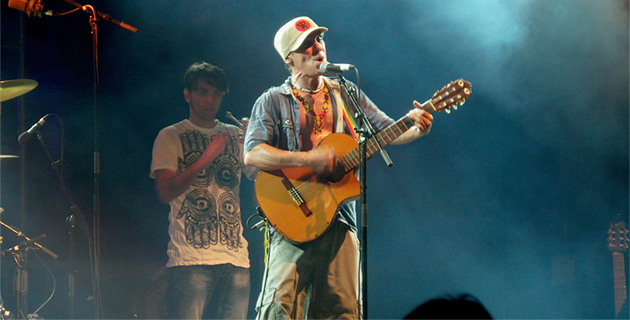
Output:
[183, 88, 191, 103]
[284, 53, 293, 66]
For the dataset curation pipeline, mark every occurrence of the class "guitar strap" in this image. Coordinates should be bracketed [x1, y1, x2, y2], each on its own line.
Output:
[326, 77, 360, 141]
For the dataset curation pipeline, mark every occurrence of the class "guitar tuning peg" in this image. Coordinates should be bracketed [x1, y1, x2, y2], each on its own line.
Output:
[444, 107, 451, 114]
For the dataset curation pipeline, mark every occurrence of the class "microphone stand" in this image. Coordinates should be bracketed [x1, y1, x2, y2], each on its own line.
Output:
[83, 7, 103, 318]
[56, 2, 136, 318]
[336, 72, 393, 320]
[0, 215, 58, 319]
[35, 131, 91, 320]
[63, 0, 139, 33]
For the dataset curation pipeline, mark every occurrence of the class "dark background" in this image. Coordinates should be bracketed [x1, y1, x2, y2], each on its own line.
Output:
[1, 0, 628, 319]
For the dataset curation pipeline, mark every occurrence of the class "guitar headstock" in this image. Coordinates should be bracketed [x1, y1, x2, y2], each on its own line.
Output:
[608, 220, 629, 252]
[429, 79, 472, 114]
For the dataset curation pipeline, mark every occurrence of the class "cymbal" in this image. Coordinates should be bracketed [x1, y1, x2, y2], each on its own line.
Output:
[0, 155, 18, 159]
[0, 79, 38, 102]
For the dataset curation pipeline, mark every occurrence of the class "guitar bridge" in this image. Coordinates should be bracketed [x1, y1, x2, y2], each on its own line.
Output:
[281, 178, 312, 217]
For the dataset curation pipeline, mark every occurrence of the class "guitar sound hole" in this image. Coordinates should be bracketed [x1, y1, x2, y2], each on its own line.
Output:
[321, 165, 346, 183]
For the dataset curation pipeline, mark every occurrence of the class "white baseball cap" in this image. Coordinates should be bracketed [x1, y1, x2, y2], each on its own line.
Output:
[274, 16, 328, 59]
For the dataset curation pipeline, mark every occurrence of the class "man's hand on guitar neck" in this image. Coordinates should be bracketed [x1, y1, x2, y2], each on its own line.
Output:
[391, 101, 434, 145]
[410, 100, 434, 133]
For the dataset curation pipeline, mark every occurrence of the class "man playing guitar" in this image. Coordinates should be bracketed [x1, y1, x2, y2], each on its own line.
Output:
[244, 16, 434, 320]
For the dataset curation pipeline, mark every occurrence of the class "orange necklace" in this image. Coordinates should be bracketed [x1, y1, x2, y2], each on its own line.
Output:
[290, 83, 330, 135]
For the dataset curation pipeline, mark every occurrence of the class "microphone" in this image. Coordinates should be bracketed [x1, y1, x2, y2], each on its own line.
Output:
[8, 0, 54, 17]
[18, 114, 50, 144]
[319, 62, 355, 73]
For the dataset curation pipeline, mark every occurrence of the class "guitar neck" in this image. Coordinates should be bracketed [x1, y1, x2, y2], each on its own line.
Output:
[338, 100, 436, 172]
[372, 99, 439, 151]
[613, 252, 628, 317]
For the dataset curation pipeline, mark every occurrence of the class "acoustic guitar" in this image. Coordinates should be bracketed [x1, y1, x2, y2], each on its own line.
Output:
[255, 79, 472, 243]
[608, 218, 629, 318]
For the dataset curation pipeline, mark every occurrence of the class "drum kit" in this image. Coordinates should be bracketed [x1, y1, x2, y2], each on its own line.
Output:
[0, 79, 166, 319]
[0, 78, 38, 161]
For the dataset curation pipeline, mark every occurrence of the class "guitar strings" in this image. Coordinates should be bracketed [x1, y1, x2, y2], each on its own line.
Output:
[290, 133, 393, 200]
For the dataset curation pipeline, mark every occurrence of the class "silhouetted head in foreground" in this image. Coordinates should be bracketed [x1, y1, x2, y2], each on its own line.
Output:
[404, 293, 492, 319]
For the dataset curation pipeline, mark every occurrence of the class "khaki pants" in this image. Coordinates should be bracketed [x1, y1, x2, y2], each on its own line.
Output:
[255, 221, 362, 319]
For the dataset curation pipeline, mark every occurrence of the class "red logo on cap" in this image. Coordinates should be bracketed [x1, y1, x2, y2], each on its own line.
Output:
[295, 19, 311, 31]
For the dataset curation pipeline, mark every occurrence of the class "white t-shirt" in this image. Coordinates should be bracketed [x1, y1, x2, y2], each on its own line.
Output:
[150, 119, 249, 268]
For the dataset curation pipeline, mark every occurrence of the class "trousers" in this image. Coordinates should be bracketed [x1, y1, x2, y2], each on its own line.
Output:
[166, 264, 250, 319]
[256, 220, 361, 319]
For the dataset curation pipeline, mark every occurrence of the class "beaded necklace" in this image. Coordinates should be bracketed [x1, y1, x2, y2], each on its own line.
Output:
[291, 80, 323, 94]
[290, 83, 330, 135]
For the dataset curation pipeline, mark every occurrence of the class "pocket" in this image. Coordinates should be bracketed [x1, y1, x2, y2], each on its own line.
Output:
[255, 285, 277, 313]
[281, 119, 296, 151]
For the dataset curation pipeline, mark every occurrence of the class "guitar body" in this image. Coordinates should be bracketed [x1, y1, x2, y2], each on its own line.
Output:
[255, 133, 360, 243]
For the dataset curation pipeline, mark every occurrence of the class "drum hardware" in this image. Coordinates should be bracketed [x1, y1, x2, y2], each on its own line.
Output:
[0, 208, 58, 319]
[5, 1, 138, 318]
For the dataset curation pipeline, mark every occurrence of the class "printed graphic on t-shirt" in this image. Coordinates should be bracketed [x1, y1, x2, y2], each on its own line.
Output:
[218, 192, 242, 251]
[178, 130, 214, 188]
[176, 129, 243, 251]
[214, 132, 240, 191]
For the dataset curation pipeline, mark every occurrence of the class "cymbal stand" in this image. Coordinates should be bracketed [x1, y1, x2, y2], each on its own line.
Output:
[0, 208, 14, 320]
[0, 213, 57, 319]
